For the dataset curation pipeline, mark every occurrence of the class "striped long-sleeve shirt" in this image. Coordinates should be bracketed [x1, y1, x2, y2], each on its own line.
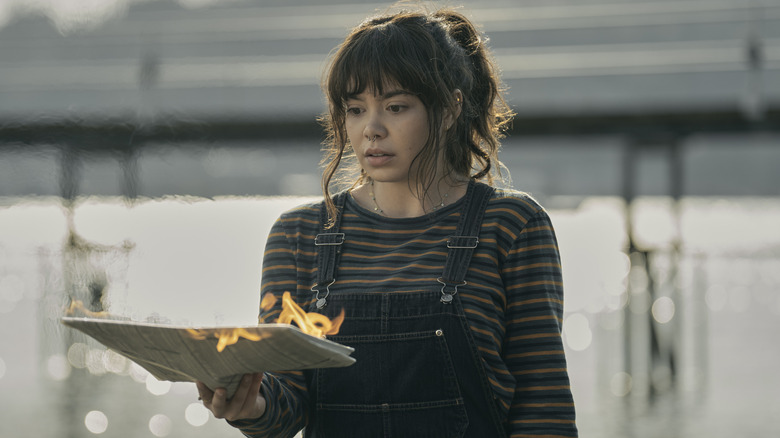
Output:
[230, 185, 577, 437]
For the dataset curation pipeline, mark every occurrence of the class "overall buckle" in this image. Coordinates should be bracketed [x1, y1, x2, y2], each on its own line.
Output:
[436, 277, 467, 304]
[446, 236, 479, 249]
[314, 233, 345, 246]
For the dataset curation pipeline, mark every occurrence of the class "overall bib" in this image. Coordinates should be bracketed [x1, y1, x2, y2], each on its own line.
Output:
[304, 182, 507, 438]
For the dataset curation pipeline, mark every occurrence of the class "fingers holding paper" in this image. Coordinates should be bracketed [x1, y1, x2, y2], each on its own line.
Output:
[197, 373, 267, 422]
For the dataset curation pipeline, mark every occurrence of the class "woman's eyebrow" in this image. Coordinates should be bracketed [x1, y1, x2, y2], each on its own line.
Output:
[381, 90, 413, 99]
[345, 89, 412, 102]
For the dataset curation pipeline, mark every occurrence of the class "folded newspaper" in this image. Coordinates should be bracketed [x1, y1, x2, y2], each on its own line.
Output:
[61, 317, 355, 398]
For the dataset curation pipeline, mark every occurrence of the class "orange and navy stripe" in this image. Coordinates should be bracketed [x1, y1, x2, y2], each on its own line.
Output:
[243, 187, 576, 437]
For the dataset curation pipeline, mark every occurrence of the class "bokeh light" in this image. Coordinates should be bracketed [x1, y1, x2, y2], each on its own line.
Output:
[602, 251, 631, 296]
[149, 414, 172, 437]
[651, 297, 675, 324]
[129, 361, 149, 383]
[47, 354, 71, 381]
[86, 348, 107, 375]
[84, 410, 108, 434]
[612, 250, 632, 279]
[146, 374, 172, 395]
[185, 402, 209, 427]
[67, 342, 89, 368]
[563, 313, 592, 352]
[610, 372, 632, 397]
[102, 349, 129, 375]
[603, 291, 628, 312]
[628, 264, 649, 293]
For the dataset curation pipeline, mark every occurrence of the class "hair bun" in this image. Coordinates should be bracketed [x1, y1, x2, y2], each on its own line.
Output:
[433, 10, 482, 54]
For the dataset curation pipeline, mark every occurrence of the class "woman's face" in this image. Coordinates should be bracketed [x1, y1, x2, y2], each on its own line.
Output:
[344, 87, 432, 185]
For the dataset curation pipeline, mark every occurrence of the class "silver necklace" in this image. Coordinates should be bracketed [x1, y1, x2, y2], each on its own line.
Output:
[369, 179, 449, 215]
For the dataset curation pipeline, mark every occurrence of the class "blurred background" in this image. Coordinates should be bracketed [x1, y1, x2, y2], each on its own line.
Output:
[1, 0, 779, 437]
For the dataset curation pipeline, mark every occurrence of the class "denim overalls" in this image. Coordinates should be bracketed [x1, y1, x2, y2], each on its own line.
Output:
[303, 182, 507, 438]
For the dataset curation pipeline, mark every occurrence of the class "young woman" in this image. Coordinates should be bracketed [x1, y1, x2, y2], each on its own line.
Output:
[197, 6, 578, 437]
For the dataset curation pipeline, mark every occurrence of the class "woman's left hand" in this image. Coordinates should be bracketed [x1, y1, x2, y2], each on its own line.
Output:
[196, 373, 266, 422]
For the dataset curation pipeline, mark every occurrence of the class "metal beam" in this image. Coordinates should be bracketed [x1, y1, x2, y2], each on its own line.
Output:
[1, 107, 778, 150]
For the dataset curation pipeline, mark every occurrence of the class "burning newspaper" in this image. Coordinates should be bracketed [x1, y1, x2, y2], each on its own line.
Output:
[61, 317, 355, 398]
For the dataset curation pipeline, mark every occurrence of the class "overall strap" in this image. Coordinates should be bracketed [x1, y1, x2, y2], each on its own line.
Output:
[312, 191, 348, 309]
[438, 181, 495, 303]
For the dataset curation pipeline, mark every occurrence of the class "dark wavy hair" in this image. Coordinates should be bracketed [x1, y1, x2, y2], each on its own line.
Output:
[319, 5, 514, 225]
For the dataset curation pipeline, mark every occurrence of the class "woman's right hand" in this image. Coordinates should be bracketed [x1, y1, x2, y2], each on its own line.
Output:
[196, 373, 267, 422]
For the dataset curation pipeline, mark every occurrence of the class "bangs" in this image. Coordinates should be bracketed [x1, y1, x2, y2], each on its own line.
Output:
[328, 20, 436, 106]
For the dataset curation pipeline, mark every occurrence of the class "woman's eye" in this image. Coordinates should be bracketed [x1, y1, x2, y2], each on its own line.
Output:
[388, 105, 404, 113]
[346, 107, 362, 116]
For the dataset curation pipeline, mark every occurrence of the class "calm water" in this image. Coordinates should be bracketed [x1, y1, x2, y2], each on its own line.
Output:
[1, 195, 779, 437]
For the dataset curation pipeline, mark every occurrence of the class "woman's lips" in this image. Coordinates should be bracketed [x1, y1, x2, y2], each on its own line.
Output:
[365, 153, 393, 167]
[364, 148, 394, 167]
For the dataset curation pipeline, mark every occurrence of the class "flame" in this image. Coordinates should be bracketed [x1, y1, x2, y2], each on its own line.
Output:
[186, 327, 268, 353]
[261, 291, 344, 338]
[260, 292, 277, 311]
[275, 291, 345, 338]
[188, 291, 345, 352]
[66, 300, 109, 318]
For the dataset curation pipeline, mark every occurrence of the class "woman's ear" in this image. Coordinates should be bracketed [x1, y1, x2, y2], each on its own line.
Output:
[443, 89, 463, 130]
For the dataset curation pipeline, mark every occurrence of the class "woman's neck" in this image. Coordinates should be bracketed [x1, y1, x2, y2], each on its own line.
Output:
[356, 176, 469, 218]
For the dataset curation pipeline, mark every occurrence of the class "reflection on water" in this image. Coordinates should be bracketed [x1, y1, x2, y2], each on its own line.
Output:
[1, 195, 779, 437]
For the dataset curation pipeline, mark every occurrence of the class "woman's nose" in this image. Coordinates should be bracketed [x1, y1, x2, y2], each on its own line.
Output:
[362, 111, 385, 141]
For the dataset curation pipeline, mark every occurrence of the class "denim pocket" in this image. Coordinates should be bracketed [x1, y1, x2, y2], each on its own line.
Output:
[315, 329, 469, 437]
